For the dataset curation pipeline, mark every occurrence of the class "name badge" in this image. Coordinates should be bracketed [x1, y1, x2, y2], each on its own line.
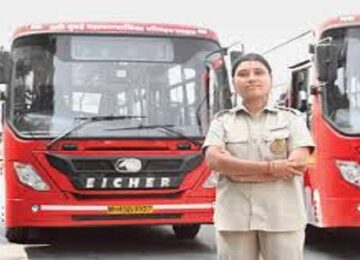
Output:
[270, 138, 286, 155]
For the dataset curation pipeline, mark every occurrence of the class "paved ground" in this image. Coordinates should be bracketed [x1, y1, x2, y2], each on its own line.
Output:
[1, 175, 360, 259]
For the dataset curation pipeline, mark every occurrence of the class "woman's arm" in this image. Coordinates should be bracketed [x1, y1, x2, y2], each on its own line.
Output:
[227, 147, 311, 183]
[205, 146, 269, 177]
[228, 174, 280, 183]
[288, 147, 311, 166]
[205, 146, 304, 179]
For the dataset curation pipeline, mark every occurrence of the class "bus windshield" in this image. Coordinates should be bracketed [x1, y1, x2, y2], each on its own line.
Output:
[9, 34, 220, 138]
[322, 27, 360, 135]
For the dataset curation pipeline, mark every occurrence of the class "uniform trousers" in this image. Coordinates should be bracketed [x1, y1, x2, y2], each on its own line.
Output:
[216, 229, 305, 260]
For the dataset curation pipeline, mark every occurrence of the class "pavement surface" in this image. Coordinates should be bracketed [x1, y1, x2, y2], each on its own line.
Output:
[1, 175, 360, 259]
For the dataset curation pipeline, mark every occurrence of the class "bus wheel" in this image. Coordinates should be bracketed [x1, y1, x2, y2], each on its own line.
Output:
[5, 227, 30, 244]
[172, 224, 201, 240]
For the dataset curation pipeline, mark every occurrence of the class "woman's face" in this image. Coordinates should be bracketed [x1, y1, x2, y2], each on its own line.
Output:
[233, 60, 271, 102]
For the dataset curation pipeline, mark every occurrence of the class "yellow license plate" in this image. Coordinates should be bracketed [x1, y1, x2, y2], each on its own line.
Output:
[107, 205, 154, 215]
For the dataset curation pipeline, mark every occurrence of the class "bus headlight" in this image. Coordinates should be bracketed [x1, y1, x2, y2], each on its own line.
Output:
[336, 160, 360, 187]
[13, 162, 50, 191]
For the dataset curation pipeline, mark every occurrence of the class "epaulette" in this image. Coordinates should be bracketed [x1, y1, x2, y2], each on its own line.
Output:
[274, 105, 301, 116]
[214, 109, 231, 118]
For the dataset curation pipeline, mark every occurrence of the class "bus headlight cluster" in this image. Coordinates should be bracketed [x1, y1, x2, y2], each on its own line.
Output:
[13, 162, 50, 191]
[336, 160, 360, 187]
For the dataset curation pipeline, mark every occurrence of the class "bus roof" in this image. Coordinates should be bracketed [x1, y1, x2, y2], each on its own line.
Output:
[316, 14, 360, 38]
[13, 22, 219, 41]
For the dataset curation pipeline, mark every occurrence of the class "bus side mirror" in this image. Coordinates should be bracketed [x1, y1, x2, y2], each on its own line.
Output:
[308, 44, 315, 54]
[315, 44, 338, 83]
[0, 90, 5, 101]
[0, 50, 11, 84]
[230, 51, 243, 67]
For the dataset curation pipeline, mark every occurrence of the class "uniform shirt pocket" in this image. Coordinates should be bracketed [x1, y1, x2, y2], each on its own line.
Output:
[225, 135, 250, 159]
[261, 127, 290, 160]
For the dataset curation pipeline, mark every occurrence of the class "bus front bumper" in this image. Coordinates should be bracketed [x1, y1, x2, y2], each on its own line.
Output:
[5, 199, 214, 228]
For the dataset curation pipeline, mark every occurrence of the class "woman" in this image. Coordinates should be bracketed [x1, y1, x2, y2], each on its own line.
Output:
[203, 53, 314, 260]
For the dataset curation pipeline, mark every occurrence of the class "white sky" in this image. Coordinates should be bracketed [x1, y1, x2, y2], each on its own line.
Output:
[0, 0, 359, 50]
[0, 0, 359, 96]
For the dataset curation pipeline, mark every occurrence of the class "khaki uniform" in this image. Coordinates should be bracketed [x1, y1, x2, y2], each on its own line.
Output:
[203, 102, 315, 260]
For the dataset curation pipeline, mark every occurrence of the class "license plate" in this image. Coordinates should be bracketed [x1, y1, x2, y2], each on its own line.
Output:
[107, 205, 154, 215]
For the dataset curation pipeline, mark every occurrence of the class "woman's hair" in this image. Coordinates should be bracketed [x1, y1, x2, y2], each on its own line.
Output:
[231, 53, 272, 77]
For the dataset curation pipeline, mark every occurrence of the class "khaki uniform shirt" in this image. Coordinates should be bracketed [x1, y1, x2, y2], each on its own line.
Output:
[203, 102, 315, 232]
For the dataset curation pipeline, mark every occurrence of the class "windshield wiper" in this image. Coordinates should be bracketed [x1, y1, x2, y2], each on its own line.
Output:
[46, 115, 146, 150]
[106, 124, 201, 147]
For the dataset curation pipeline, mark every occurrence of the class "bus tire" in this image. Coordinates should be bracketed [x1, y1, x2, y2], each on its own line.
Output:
[5, 227, 30, 244]
[172, 224, 200, 240]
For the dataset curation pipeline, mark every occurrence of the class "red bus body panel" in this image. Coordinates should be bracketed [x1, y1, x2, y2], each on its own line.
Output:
[4, 124, 215, 228]
[304, 15, 360, 228]
[305, 95, 360, 227]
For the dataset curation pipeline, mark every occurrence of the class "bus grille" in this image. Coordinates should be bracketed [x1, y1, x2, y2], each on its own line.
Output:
[45, 153, 202, 190]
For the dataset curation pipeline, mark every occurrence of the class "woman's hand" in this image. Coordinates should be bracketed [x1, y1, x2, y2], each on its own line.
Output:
[270, 159, 307, 179]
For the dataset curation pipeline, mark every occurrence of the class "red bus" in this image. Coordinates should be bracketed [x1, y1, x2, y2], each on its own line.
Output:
[0, 22, 232, 243]
[283, 14, 360, 232]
